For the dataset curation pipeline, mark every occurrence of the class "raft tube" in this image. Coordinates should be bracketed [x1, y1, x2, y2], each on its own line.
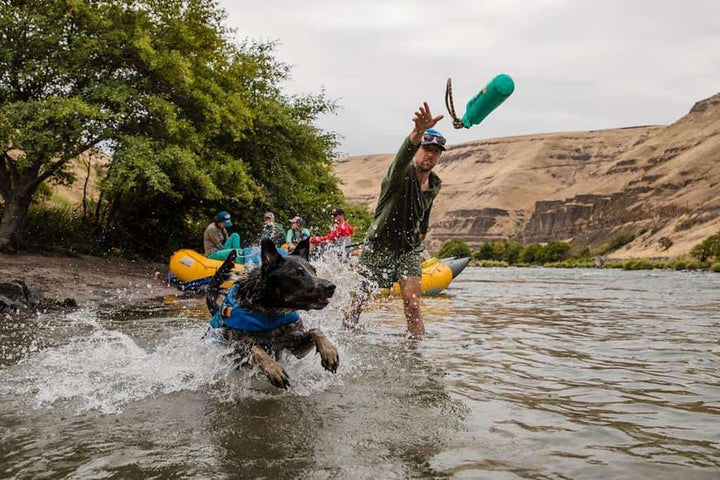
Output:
[168, 249, 245, 291]
[441, 257, 471, 279]
[168, 247, 290, 291]
[383, 257, 454, 297]
[169, 249, 455, 296]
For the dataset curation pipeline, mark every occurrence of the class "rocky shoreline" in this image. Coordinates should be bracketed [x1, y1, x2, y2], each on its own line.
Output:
[0, 253, 180, 311]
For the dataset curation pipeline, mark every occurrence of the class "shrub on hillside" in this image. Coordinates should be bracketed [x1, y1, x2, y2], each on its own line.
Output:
[690, 231, 720, 262]
[608, 233, 636, 251]
[658, 237, 673, 251]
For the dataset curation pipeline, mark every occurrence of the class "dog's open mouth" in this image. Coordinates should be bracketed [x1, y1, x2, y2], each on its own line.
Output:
[286, 296, 331, 310]
[305, 298, 331, 309]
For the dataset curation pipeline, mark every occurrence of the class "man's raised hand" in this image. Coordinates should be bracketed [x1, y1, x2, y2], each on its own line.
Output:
[410, 102, 444, 144]
[413, 102, 444, 132]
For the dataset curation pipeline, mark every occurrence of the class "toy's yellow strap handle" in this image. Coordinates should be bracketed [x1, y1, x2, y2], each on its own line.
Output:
[445, 78, 466, 129]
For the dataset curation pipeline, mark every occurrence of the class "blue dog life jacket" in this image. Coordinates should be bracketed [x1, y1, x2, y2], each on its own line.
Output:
[210, 284, 300, 332]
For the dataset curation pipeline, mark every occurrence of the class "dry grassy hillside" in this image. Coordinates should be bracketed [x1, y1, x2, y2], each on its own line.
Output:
[335, 92, 720, 258]
[47, 150, 109, 207]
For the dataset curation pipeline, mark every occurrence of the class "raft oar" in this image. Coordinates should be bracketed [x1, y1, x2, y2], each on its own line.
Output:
[445, 74, 515, 129]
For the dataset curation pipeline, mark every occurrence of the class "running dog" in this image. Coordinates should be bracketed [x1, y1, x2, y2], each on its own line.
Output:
[206, 238, 339, 388]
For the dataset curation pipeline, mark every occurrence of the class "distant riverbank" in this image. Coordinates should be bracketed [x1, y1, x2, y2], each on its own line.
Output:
[471, 257, 720, 271]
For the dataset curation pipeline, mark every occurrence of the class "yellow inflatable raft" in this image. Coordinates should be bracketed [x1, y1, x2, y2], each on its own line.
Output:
[382, 257, 453, 297]
[169, 250, 453, 296]
[168, 249, 245, 290]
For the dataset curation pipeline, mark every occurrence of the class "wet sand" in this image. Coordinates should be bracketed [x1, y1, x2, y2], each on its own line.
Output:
[0, 252, 179, 308]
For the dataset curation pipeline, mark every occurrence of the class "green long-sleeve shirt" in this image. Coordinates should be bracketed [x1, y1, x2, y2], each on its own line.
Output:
[364, 137, 442, 253]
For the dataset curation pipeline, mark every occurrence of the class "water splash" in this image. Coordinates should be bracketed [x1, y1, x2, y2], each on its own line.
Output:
[1, 259, 361, 415]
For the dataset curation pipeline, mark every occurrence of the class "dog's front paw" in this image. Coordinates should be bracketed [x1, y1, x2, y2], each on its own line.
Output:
[251, 346, 290, 389]
[312, 331, 339, 374]
[263, 362, 290, 389]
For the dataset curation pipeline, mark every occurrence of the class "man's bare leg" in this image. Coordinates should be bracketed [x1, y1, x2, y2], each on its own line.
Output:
[398, 275, 424, 337]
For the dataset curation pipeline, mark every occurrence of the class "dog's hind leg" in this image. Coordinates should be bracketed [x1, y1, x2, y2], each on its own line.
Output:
[206, 250, 237, 316]
[250, 345, 290, 389]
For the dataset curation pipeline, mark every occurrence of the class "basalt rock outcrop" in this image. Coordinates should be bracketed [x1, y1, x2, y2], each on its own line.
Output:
[0, 280, 42, 313]
[335, 92, 720, 258]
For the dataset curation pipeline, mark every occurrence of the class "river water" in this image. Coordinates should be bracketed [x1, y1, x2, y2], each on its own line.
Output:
[1, 267, 719, 479]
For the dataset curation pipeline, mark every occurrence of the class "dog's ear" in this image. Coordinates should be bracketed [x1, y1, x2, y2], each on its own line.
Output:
[291, 238, 311, 261]
[261, 238, 283, 271]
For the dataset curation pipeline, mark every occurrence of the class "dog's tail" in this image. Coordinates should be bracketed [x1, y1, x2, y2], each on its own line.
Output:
[206, 250, 237, 316]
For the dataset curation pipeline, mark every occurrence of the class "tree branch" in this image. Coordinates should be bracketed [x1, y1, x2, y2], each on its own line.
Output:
[31, 136, 105, 189]
[0, 152, 11, 200]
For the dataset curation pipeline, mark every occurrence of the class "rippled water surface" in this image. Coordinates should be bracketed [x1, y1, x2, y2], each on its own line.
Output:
[1, 267, 719, 479]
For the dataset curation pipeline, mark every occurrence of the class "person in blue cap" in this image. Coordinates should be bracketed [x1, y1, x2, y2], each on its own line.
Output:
[204, 210, 242, 261]
[344, 102, 445, 337]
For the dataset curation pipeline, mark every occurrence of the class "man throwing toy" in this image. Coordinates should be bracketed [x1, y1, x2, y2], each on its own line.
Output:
[344, 102, 445, 337]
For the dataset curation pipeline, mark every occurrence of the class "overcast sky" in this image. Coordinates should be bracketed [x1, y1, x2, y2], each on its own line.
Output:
[220, 0, 720, 156]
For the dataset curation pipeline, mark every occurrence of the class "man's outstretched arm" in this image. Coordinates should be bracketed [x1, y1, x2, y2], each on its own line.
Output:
[385, 103, 444, 187]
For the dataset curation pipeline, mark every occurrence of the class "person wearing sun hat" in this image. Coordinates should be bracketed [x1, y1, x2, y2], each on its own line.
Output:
[343, 102, 445, 337]
[203, 210, 242, 261]
[260, 211, 285, 248]
[286, 215, 311, 251]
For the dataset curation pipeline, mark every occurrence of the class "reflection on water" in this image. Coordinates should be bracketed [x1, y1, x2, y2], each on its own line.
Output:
[1, 267, 719, 478]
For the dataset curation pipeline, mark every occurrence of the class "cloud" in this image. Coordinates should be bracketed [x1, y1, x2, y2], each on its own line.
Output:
[221, 0, 720, 155]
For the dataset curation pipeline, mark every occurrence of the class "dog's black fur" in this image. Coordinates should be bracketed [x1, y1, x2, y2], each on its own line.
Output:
[206, 238, 338, 388]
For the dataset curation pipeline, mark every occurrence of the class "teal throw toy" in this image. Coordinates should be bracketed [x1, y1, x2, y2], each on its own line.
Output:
[446, 74, 515, 129]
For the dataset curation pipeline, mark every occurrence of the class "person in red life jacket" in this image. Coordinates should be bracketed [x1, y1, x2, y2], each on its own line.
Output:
[310, 207, 355, 248]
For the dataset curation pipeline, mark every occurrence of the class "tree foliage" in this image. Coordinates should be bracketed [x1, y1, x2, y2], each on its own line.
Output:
[690, 231, 720, 262]
[471, 240, 573, 265]
[438, 240, 472, 259]
[0, 0, 343, 255]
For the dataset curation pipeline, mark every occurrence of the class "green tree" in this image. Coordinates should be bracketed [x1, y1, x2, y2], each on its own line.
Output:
[473, 242, 496, 261]
[438, 239, 471, 259]
[0, 0, 341, 254]
[342, 204, 372, 242]
[502, 241, 523, 265]
[492, 241, 507, 261]
[520, 243, 543, 264]
[690, 231, 720, 262]
[541, 241, 571, 263]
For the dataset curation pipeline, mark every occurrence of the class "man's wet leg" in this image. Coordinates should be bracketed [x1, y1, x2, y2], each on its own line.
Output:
[399, 275, 424, 337]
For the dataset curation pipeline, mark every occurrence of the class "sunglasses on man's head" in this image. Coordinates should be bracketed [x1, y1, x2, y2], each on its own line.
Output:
[422, 133, 446, 146]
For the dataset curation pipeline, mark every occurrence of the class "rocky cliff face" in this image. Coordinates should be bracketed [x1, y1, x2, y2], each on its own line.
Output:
[334, 92, 720, 258]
